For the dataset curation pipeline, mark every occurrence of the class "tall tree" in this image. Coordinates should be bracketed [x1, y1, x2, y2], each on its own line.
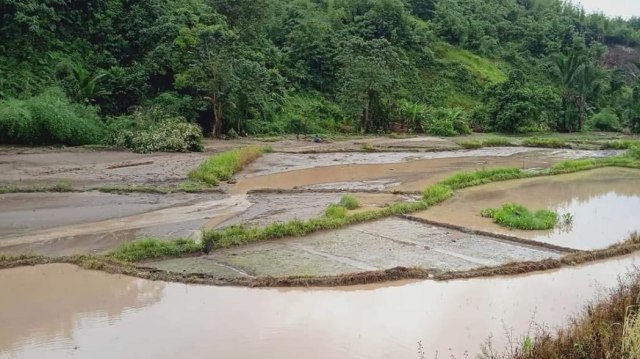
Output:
[337, 37, 402, 133]
[173, 22, 238, 137]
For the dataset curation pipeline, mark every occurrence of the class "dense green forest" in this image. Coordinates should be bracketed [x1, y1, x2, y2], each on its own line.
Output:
[1, 0, 640, 150]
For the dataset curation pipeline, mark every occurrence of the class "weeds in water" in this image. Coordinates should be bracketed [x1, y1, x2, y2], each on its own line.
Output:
[339, 195, 360, 210]
[422, 184, 454, 204]
[0, 181, 75, 193]
[109, 238, 201, 262]
[188, 146, 270, 185]
[481, 203, 558, 230]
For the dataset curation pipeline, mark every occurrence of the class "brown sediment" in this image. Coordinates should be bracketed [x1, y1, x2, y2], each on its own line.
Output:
[231, 149, 616, 193]
[2, 233, 638, 288]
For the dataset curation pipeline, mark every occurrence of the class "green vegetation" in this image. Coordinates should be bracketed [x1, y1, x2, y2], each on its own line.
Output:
[0, 181, 74, 194]
[522, 137, 570, 149]
[439, 167, 524, 189]
[339, 195, 360, 210]
[188, 147, 269, 186]
[0, 88, 103, 145]
[485, 260, 640, 359]
[109, 238, 201, 262]
[3, 0, 640, 147]
[481, 203, 558, 230]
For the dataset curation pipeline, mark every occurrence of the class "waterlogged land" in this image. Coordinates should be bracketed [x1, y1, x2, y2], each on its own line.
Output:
[2, 254, 640, 359]
[1, 135, 640, 358]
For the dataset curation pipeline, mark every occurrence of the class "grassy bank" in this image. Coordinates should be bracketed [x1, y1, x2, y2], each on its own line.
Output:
[188, 146, 270, 186]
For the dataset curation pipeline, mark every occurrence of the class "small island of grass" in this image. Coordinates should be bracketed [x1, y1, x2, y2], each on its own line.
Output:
[481, 203, 558, 230]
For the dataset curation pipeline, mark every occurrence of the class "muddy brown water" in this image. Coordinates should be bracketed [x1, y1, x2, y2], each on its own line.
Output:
[231, 149, 620, 193]
[2, 254, 640, 359]
[415, 167, 640, 250]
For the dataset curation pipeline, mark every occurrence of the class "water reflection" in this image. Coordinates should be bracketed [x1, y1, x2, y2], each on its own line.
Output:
[0, 264, 164, 357]
[416, 168, 640, 250]
[2, 254, 640, 359]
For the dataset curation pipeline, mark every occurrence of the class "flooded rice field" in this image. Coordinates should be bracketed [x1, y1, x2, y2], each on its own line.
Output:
[3, 254, 640, 359]
[231, 148, 621, 193]
[415, 168, 640, 250]
[1, 137, 639, 359]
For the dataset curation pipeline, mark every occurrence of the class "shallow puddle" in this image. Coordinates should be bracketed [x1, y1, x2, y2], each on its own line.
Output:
[415, 168, 640, 250]
[2, 254, 640, 359]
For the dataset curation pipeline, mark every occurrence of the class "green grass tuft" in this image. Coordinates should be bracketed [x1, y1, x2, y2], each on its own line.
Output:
[188, 146, 270, 186]
[109, 238, 201, 262]
[481, 203, 558, 230]
[422, 184, 454, 204]
[339, 195, 360, 210]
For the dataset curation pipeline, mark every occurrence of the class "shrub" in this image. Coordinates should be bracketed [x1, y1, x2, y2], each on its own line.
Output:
[105, 115, 203, 153]
[426, 108, 471, 137]
[587, 108, 622, 132]
[0, 87, 104, 145]
[481, 203, 558, 230]
[227, 128, 239, 139]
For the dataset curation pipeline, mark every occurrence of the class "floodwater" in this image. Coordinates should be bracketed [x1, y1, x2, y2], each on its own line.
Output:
[415, 168, 640, 250]
[3, 254, 640, 359]
[232, 148, 621, 193]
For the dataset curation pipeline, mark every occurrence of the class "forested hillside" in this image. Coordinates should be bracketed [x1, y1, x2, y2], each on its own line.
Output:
[2, 0, 640, 149]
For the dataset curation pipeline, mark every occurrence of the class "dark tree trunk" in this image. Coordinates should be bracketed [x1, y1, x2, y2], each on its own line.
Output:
[204, 94, 223, 138]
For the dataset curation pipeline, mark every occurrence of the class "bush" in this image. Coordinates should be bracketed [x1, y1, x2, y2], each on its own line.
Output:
[587, 108, 622, 132]
[426, 108, 471, 136]
[105, 107, 203, 153]
[0, 87, 104, 145]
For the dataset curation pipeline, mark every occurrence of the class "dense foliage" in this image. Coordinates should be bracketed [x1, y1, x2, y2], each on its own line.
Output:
[2, 0, 640, 146]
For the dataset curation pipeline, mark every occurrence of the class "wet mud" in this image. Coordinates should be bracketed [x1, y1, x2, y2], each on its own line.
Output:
[232, 148, 620, 193]
[149, 217, 560, 278]
[414, 167, 640, 250]
[3, 254, 640, 358]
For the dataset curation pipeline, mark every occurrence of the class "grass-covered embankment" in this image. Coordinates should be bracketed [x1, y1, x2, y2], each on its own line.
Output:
[481, 203, 558, 230]
[188, 146, 270, 186]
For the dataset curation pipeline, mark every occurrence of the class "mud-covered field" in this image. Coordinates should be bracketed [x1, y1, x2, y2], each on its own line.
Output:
[1, 135, 640, 358]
